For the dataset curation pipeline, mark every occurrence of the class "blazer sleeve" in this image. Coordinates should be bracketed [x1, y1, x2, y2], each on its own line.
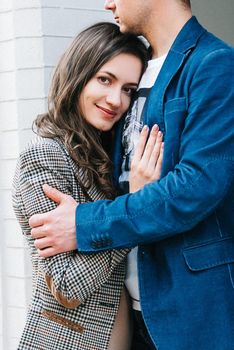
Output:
[12, 140, 128, 308]
[75, 47, 234, 252]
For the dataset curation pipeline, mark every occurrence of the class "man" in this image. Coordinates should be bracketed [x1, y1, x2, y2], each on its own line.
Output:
[30, 1, 234, 349]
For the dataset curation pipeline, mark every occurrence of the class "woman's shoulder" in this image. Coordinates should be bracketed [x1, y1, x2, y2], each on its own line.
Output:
[22, 136, 64, 152]
[19, 136, 69, 168]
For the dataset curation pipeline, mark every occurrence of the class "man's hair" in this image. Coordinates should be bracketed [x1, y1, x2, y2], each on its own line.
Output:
[181, 0, 191, 7]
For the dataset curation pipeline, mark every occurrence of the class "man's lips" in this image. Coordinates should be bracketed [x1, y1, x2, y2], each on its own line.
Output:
[96, 105, 117, 117]
[114, 17, 120, 23]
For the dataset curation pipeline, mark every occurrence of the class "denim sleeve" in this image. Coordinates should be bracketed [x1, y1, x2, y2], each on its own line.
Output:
[76, 48, 234, 252]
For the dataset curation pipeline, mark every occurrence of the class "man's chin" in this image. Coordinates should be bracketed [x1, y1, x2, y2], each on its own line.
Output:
[117, 23, 126, 33]
[118, 24, 131, 34]
[118, 24, 140, 36]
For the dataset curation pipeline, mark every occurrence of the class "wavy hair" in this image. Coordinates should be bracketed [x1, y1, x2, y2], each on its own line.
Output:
[34, 22, 148, 198]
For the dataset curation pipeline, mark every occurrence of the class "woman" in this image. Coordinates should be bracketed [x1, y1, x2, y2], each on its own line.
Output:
[12, 22, 163, 349]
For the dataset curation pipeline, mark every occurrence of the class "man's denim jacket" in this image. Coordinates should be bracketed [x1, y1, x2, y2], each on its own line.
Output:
[76, 17, 234, 350]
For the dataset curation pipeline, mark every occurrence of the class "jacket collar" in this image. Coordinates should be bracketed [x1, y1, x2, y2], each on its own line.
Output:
[171, 16, 206, 54]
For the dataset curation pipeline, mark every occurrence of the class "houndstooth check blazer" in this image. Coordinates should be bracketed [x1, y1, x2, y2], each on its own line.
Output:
[12, 136, 128, 350]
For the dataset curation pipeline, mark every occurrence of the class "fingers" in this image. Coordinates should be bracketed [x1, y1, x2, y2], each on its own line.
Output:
[140, 124, 159, 165]
[37, 247, 58, 258]
[147, 130, 163, 171]
[132, 124, 159, 167]
[153, 142, 164, 180]
[132, 125, 149, 162]
[31, 226, 47, 239]
[34, 237, 52, 250]
[29, 186, 69, 228]
[33, 235, 63, 258]
[34, 237, 61, 257]
[29, 212, 49, 228]
[42, 184, 67, 204]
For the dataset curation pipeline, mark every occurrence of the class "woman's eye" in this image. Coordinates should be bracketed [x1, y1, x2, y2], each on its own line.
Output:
[123, 87, 136, 96]
[98, 76, 110, 85]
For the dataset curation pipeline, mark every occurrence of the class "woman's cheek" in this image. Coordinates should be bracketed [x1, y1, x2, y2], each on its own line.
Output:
[123, 97, 131, 114]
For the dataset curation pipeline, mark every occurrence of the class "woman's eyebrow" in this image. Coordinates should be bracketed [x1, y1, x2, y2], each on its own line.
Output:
[99, 71, 139, 86]
[98, 71, 117, 79]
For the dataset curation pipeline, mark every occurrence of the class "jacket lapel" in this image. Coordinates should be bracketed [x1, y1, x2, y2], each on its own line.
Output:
[143, 51, 186, 131]
[143, 16, 205, 130]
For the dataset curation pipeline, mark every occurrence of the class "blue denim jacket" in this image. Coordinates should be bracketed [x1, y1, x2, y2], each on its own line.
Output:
[76, 17, 234, 349]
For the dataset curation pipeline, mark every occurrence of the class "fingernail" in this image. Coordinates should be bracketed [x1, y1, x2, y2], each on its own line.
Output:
[152, 124, 159, 131]
[142, 125, 149, 131]
[158, 131, 163, 137]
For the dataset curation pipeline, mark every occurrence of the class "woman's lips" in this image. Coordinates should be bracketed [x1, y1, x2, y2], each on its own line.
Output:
[96, 105, 117, 118]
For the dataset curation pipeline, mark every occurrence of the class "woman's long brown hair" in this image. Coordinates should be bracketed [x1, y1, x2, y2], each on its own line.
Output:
[34, 22, 148, 198]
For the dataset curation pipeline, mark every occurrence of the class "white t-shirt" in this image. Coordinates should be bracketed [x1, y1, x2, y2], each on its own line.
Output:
[119, 54, 167, 311]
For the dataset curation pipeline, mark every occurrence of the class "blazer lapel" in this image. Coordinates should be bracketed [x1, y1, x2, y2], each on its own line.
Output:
[143, 16, 205, 130]
[143, 51, 186, 131]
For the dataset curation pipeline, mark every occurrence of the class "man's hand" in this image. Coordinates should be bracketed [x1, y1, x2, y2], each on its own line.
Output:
[29, 184, 78, 258]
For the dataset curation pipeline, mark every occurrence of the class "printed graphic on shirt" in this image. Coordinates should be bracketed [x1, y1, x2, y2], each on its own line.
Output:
[119, 87, 151, 193]
[119, 55, 167, 193]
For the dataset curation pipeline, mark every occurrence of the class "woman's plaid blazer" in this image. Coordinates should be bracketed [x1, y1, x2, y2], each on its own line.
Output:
[12, 137, 128, 350]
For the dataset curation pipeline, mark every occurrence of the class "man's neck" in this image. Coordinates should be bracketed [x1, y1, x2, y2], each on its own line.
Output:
[145, 7, 192, 58]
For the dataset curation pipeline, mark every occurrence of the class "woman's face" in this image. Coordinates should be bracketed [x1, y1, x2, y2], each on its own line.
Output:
[79, 53, 142, 132]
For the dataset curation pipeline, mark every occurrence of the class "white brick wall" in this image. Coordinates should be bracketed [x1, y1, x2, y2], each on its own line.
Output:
[0, 1, 110, 348]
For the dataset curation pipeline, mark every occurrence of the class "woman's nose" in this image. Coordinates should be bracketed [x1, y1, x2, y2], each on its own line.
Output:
[106, 89, 121, 108]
